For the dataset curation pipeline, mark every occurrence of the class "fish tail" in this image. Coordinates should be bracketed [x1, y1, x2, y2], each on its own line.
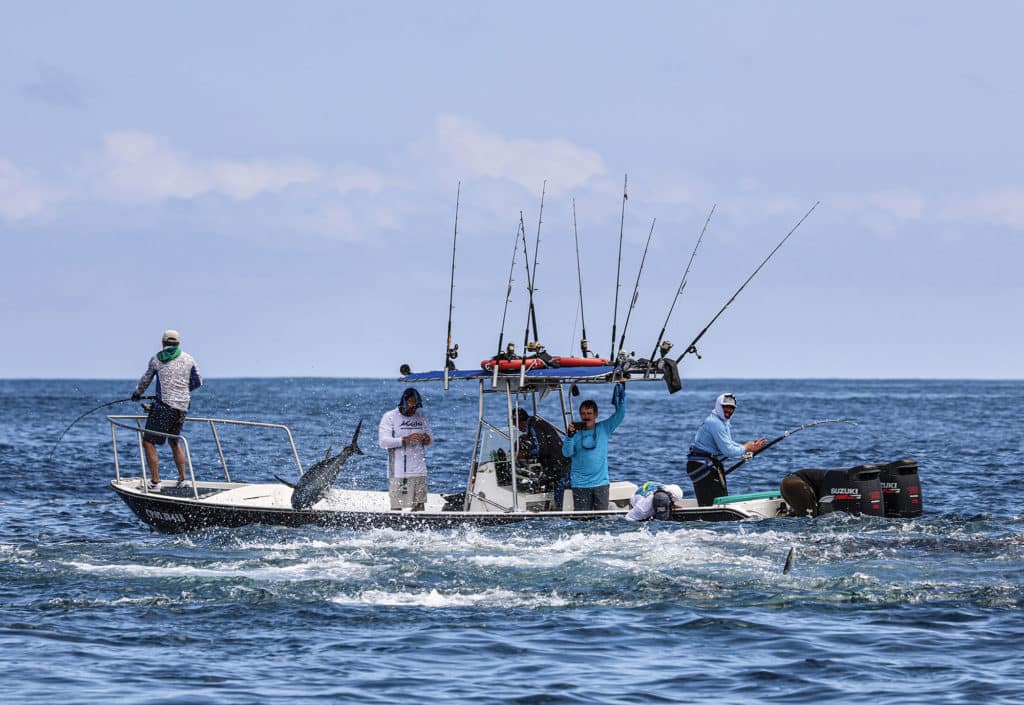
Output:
[346, 418, 365, 455]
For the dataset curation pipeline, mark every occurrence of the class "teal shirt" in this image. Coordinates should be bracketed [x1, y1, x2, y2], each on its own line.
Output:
[560, 398, 626, 488]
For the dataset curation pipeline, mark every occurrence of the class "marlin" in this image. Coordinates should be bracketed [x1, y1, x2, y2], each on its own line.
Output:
[275, 419, 364, 510]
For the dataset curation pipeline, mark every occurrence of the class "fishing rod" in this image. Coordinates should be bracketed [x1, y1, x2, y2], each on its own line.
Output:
[493, 218, 524, 387]
[444, 182, 461, 390]
[675, 201, 820, 365]
[47, 396, 156, 462]
[521, 184, 547, 387]
[723, 418, 859, 476]
[615, 217, 656, 361]
[648, 204, 715, 364]
[608, 174, 628, 360]
[527, 180, 546, 346]
[571, 198, 590, 358]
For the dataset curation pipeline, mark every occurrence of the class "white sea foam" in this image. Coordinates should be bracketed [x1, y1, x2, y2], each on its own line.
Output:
[330, 587, 569, 608]
[0, 543, 33, 562]
[63, 556, 371, 582]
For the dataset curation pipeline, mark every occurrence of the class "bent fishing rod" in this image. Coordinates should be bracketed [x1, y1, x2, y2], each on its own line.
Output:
[47, 396, 157, 462]
[444, 182, 461, 390]
[648, 204, 715, 364]
[571, 197, 591, 357]
[615, 217, 656, 361]
[608, 174, 628, 360]
[675, 201, 820, 365]
[723, 418, 859, 476]
[493, 217, 524, 387]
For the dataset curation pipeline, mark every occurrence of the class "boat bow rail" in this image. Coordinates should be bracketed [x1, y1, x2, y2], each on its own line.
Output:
[107, 415, 304, 499]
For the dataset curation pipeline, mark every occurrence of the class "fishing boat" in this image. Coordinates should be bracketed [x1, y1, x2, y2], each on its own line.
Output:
[107, 364, 791, 533]
[106, 187, 924, 532]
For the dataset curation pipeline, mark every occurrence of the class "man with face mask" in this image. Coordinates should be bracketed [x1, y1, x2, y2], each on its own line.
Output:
[686, 393, 767, 506]
[378, 387, 433, 511]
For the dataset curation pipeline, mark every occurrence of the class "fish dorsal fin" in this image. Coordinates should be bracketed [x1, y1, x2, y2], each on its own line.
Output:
[324, 446, 332, 460]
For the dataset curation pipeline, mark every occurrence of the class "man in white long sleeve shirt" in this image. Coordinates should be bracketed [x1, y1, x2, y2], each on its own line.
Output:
[378, 387, 432, 511]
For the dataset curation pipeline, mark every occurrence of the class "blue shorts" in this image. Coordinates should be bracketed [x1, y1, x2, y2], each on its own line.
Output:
[143, 402, 186, 445]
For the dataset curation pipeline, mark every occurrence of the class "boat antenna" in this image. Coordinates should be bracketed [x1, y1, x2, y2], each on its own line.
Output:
[571, 197, 590, 357]
[648, 204, 715, 364]
[724, 419, 858, 477]
[493, 218, 524, 387]
[675, 201, 820, 364]
[615, 217, 656, 361]
[608, 174, 627, 360]
[47, 396, 156, 463]
[520, 183, 547, 387]
[444, 181, 461, 390]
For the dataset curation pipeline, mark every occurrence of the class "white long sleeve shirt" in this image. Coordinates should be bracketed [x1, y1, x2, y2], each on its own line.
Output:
[133, 351, 202, 412]
[378, 408, 432, 478]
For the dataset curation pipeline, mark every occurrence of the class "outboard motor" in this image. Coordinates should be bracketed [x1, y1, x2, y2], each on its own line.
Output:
[820, 465, 884, 516]
[879, 458, 923, 517]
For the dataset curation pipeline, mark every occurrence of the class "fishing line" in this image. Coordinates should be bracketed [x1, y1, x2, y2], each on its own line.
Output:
[48, 396, 155, 462]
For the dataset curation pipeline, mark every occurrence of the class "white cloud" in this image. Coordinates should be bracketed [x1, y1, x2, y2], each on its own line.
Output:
[944, 188, 1024, 230]
[0, 159, 59, 220]
[833, 190, 927, 220]
[431, 114, 607, 195]
[99, 131, 323, 202]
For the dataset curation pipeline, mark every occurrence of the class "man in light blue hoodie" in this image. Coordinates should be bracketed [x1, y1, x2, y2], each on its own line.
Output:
[561, 382, 626, 511]
[686, 393, 766, 506]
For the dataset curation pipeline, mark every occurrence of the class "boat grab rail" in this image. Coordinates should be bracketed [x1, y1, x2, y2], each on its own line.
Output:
[108, 415, 304, 499]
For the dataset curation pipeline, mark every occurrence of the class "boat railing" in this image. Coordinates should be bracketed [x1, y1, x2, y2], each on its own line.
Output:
[107, 415, 304, 499]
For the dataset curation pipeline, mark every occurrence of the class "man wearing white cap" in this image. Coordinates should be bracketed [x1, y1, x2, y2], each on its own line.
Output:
[131, 329, 203, 490]
[685, 393, 766, 506]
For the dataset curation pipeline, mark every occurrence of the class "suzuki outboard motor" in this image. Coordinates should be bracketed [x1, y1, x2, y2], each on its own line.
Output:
[879, 458, 923, 517]
[820, 465, 884, 517]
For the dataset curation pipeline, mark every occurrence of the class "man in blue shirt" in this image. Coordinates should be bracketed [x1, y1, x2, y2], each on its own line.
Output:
[686, 393, 766, 506]
[561, 382, 626, 511]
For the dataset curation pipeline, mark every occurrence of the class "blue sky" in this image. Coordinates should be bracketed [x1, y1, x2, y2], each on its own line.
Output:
[2, 2, 1021, 379]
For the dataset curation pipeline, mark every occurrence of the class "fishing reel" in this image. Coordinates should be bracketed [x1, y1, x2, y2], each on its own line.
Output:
[446, 343, 459, 371]
[580, 338, 591, 358]
[504, 342, 516, 358]
[687, 345, 701, 360]
[658, 340, 673, 358]
[399, 364, 412, 376]
[525, 341, 544, 354]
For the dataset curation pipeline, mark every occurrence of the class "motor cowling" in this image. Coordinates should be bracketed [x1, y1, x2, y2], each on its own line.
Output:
[879, 458, 923, 517]
[820, 465, 884, 517]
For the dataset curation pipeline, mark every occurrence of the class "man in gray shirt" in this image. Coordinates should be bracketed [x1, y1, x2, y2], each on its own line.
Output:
[131, 329, 203, 490]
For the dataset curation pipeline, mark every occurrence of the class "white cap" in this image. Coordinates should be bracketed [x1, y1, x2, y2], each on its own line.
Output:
[162, 329, 181, 345]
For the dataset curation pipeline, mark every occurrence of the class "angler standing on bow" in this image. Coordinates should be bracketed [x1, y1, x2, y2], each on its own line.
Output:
[686, 393, 766, 506]
[131, 329, 203, 490]
[561, 382, 626, 511]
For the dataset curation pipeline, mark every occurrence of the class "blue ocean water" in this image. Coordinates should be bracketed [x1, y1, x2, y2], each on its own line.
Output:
[1, 378, 1022, 704]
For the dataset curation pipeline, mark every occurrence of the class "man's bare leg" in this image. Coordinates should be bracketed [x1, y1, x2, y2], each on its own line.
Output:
[143, 441, 161, 484]
[170, 441, 187, 481]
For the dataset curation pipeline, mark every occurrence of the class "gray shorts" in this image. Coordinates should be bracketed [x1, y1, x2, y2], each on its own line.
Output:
[389, 476, 428, 509]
